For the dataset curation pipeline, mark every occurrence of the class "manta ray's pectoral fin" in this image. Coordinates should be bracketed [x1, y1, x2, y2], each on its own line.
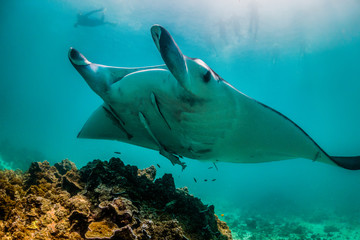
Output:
[78, 104, 132, 141]
[68, 47, 168, 100]
[138, 112, 186, 170]
[150, 92, 171, 130]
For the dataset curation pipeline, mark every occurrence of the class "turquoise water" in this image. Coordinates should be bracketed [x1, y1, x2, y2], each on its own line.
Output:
[1, 0, 360, 238]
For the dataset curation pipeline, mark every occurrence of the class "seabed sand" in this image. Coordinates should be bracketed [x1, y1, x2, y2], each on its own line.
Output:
[219, 204, 360, 240]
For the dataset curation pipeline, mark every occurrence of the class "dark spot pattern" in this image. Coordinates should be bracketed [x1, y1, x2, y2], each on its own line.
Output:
[196, 149, 212, 154]
[203, 71, 211, 83]
[179, 93, 206, 107]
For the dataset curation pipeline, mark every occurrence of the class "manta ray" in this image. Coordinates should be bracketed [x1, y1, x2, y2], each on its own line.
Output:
[68, 25, 360, 170]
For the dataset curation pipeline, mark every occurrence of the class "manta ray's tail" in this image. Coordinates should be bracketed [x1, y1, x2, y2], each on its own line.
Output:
[330, 156, 360, 170]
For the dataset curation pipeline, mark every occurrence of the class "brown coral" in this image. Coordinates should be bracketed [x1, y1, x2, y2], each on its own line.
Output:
[137, 165, 156, 181]
[0, 158, 232, 240]
[85, 220, 119, 239]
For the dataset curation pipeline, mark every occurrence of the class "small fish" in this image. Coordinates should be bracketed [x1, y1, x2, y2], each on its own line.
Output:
[213, 162, 218, 171]
[221, 214, 224, 217]
[157, 164, 161, 168]
[165, 200, 177, 208]
[112, 190, 126, 196]
[194, 178, 197, 183]
[208, 166, 213, 169]
[204, 179, 208, 182]
[212, 179, 216, 181]
[114, 151, 121, 154]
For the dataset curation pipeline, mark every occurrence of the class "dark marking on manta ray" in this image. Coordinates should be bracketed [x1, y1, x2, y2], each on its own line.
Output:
[157, 164, 161, 168]
[179, 93, 206, 107]
[187, 57, 224, 82]
[196, 149, 212, 154]
[102, 106, 133, 139]
[313, 152, 320, 162]
[187, 146, 194, 153]
[204, 179, 208, 182]
[203, 70, 211, 83]
[69, 49, 86, 63]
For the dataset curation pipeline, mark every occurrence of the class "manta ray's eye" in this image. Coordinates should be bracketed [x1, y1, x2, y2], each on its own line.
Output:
[203, 71, 211, 83]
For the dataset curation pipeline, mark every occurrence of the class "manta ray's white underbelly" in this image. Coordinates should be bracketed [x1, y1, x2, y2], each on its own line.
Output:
[156, 92, 324, 164]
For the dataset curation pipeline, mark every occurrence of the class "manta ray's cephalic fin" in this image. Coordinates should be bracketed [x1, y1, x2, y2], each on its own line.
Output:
[138, 112, 186, 170]
[150, 25, 191, 92]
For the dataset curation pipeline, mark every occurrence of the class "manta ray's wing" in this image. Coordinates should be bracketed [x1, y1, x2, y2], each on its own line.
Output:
[78, 104, 131, 140]
[69, 47, 168, 98]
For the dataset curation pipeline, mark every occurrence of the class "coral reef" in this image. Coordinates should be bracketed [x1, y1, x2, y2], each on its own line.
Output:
[0, 158, 232, 240]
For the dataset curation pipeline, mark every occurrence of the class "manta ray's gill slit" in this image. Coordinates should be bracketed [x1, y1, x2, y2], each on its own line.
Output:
[102, 106, 133, 140]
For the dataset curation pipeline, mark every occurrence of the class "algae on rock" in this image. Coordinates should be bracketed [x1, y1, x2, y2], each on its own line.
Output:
[0, 158, 232, 240]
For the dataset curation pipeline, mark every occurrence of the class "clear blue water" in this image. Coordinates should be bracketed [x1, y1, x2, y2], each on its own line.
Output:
[1, 0, 360, 237]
